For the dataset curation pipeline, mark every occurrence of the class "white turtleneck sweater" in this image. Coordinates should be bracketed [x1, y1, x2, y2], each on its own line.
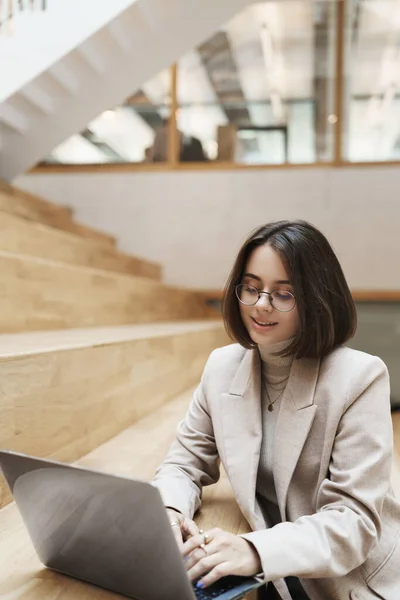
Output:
[256, 339, 294, 527]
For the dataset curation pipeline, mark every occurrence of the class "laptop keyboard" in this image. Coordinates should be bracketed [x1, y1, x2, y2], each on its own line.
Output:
[193, 575, 253, 599]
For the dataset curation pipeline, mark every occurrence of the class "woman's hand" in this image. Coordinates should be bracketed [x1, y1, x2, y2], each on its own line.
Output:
[182, 527, 262, 588]
[166, 508, 200, 550]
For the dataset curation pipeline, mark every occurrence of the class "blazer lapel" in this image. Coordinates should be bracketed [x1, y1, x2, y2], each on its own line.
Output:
[221, 349, 263, 524]
[274, 357, 320, 521]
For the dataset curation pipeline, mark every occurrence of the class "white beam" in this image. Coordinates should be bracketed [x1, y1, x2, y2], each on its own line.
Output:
[48, 63, 79, 94]
[107, 19, 133, 52]
[19, 83, 53, 114]
[78, 37, 111, 74]
[0, 104, 28, 133]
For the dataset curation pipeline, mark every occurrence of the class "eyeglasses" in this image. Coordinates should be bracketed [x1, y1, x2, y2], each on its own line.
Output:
[235, 284, 296, 312]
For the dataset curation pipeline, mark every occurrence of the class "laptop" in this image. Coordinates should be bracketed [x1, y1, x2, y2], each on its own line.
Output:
[0, 450, 264, 600]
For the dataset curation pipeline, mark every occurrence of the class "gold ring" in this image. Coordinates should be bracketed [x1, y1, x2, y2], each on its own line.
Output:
[200, 543, 207, 556]
[203, 532, 211, 545]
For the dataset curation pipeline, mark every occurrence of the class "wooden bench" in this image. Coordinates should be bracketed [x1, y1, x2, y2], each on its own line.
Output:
[0, 388, 256, 600]
[0, 210, 161, 280]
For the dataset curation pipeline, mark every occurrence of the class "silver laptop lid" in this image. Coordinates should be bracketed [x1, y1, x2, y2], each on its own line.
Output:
[0, 450, 196, 600]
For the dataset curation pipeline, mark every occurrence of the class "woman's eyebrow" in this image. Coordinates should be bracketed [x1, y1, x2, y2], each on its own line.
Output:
[242, 272, 262, 281]
[243, 272, 292, 285]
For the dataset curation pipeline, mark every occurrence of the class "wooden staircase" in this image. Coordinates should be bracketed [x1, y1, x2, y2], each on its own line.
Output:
[0, 178, 228, 493]
[0, 180, 115, 246]
[0, 184, 246, 600]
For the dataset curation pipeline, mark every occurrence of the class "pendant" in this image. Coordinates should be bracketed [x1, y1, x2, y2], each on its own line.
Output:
[268, 403, 274, 412]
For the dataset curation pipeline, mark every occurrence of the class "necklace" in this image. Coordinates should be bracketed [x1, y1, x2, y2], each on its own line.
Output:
[264, 373, 290, 392]
[262, 376, 286, 412]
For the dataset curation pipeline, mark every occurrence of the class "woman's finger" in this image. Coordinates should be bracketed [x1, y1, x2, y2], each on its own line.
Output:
[170, 522, 184, 549]
[185, 547, 209, 573]
[167, 511, 184, 549]
[182, 517, 199, 539]
[182, 532, 206, 557]
[187, 551, 224, 583]
[185, 540, 219, 571]
[195, 561, 231, 589]
[183, 527, 220, 557]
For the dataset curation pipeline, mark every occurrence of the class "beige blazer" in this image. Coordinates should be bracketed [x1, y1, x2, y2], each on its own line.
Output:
[154, 344, 400, 600]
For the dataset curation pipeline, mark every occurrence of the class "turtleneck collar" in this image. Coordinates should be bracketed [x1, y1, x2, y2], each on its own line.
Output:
[258, 338, 294, 380]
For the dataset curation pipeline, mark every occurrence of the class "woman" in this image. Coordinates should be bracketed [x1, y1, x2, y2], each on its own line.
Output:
[154, 221, 400, 600]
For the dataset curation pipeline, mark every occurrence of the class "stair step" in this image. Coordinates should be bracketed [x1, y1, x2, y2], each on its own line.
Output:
[0, 385, 250, 600]
[0, 182, 116, 247]
[64, 219, 116, 248]
[0, 187, 70, 227]
[0, 210, 161, 280]
[0, 251, 215, 333]
[0, 320, 229, 509]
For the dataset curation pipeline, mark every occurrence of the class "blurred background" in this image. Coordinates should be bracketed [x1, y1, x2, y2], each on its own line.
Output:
[30, 1, 400, 167]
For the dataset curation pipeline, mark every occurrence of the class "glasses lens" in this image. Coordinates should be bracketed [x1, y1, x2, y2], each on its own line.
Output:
[236, 284, 259, 305]
[271, 290, 295, 312]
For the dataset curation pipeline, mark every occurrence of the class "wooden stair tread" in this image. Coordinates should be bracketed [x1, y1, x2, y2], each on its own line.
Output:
[0, 183, 71, 221]
[0, 322, 229, 509]
[0, 388, 250, 600]
[0, 210, 161, 280]
[0, 182, 116, 248]
[0, 320, 225, 359]
[0, 250, 217, 332]
[65, 220, 116, 248]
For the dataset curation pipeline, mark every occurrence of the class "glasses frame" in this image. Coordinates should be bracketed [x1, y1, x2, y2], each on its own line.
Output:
[235, 283, 296, 313]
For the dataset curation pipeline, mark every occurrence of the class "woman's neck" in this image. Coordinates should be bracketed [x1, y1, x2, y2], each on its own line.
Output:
[258, 338, 294, 380]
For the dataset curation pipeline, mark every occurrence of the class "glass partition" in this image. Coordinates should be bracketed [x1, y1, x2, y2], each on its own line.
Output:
[343, 0, 400, 162]
[42, 69, 172, 165]
[40, 1, 339, 168]
[176, 1, 338, 164]
[37, 0, 400, 169]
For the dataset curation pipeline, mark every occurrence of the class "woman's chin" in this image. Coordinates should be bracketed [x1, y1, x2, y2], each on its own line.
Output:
[249, 328, 280, 345]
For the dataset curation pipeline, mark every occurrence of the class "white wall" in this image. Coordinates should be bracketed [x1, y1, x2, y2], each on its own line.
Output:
[15, 167, 400, 290]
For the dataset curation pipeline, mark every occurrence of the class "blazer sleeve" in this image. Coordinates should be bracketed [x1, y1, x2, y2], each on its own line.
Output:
[153, 352, 220, 518]
[241, 355, 393, 580]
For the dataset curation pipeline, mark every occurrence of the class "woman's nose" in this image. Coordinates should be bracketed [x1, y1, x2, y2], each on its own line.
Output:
[256, 293, 274, 311]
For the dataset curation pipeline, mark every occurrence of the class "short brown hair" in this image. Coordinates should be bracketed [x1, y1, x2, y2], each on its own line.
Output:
[222, 220, 357, 359]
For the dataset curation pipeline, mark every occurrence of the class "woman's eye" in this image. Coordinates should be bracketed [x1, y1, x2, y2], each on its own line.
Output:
[275, 291, 292, 300]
